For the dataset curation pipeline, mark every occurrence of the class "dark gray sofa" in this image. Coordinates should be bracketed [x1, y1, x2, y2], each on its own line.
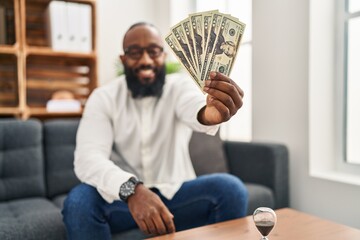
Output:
[0, 118, 289, 240]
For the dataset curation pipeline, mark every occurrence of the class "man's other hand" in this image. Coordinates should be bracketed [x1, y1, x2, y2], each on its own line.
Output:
[127, 185, 176, 236]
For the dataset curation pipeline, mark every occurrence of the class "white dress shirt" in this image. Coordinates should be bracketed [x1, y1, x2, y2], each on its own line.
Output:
[74, 73, 219, 203]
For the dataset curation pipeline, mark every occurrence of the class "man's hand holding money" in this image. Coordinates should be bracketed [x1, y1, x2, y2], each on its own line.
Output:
[166, 10, 246, 125]
[197, 71, 244, 125]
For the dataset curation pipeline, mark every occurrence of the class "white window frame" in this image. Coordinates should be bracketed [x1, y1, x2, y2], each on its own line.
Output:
[309, 0, 360, 185]
[342, 0, 360, 165]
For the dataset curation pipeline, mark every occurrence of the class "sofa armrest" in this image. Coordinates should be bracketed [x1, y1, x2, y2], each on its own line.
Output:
[223, 141, 289, 209]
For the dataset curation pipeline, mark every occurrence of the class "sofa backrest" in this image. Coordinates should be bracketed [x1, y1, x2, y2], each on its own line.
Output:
[43, 119, 80, 198]
[189, 131, 229, 176]
[0, 119, 46, 201]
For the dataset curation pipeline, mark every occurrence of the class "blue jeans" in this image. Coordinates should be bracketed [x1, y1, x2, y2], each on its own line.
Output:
[62, 173, 248, 240]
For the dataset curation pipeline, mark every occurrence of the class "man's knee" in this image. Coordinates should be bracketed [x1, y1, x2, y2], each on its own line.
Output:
[206, 173, 248, 204]
[203, 173, 248, 218]
[207, 173, 247, 191]
[62, 183, 102, 221]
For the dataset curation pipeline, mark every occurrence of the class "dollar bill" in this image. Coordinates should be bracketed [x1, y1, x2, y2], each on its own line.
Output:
[202, 12, 215, 59]
[165, 32, 204, 90]
[189, 13, 203, 73]
[189, 10, 218, 75]
[181, 19, 198, 75]
[171, 23, 198, 74]
[204, 15, 246, 80]
[200, 12, 223, 81]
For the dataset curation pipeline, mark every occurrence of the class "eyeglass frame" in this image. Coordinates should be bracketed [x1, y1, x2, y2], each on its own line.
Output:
[124, 44, 164, 60]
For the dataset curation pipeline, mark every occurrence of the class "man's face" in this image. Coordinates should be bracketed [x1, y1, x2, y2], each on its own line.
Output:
[120, 25, 167, 98]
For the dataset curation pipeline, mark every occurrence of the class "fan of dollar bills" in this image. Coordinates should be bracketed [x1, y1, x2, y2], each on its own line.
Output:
[165, 10, 246, 92]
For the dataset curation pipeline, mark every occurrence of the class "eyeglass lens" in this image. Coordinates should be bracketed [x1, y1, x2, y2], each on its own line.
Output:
[125, 45, 163, 60]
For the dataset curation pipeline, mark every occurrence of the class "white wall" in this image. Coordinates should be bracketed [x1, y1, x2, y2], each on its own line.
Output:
[253, 0, 360, 229]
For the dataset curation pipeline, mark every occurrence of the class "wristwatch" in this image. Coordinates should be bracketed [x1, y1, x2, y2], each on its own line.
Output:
[119, 177, 143, 202]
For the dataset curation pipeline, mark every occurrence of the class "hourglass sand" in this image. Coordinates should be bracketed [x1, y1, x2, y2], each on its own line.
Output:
[253, 207, 277, 240]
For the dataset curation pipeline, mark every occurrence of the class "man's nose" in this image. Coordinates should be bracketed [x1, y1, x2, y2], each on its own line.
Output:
[137, 50, 153, 65]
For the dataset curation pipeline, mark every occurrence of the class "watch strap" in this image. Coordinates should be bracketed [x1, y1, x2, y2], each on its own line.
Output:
[129, 177, 143, 186]
[119, 177, 143, 202]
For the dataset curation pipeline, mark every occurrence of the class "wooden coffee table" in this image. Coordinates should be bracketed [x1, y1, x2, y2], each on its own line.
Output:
[147, 208, 360, 240]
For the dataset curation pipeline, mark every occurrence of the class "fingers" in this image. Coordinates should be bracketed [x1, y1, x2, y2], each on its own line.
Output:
[128, 185, 175, 236]
[152, 214, 167, 235]
[149, 206, 174, 235]
[135, 209, 173, 236]
[135, 219, 150, 235]
[145, 214, 157, 235]
[161, 209, 175, 233]
[206, 95, 232, 121]
[209, 72, 244, 97]
[142, 209, 174, 236]
[203, 72, 244, 116]
[146, 208, 175, 235]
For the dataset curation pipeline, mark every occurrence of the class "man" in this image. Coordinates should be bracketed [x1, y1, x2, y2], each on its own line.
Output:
[62, 22, 248, 239]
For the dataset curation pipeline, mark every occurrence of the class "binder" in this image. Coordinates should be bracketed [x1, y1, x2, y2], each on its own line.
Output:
[78, 3, 92, 52]
[66, 2, 79, 51]
[46, 1, 68, 51]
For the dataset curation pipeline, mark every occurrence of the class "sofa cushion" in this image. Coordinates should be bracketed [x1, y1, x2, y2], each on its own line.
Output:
[52, 194, 67, 209]
[0, 197, 66, 240]
[0, 119, 45, 201]
[189, 131, 228, 176]
[44, 119, 81, 198]
[245, 183, 274, 215]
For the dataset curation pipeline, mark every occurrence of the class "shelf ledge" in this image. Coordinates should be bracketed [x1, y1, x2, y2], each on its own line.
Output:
[25, 47, 96, 59]
[0, 45, 19, 55]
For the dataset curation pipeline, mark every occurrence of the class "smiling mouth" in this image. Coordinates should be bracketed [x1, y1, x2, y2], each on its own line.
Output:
[135, 66, 156, 84]
[138, 69, 155, 82]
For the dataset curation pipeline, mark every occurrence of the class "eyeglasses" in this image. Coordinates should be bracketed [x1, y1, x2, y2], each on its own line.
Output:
[124, 45, 164, 60]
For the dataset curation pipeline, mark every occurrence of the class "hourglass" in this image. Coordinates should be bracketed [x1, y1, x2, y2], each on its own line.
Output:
[253, 207, 277, 240]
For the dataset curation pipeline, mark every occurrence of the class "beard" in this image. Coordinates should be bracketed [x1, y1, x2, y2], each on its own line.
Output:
[124, 64, 166, 98]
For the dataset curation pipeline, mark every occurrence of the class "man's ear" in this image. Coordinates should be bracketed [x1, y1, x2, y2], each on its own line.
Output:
[119, 54, 126, 65]
[162, 51, 168, 62]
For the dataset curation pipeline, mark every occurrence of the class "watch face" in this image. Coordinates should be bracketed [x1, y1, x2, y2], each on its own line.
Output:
[120, 181, 135, 200]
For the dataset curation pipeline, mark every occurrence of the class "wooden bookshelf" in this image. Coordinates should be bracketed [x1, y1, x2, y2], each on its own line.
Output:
[0, 0, 97, 119]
